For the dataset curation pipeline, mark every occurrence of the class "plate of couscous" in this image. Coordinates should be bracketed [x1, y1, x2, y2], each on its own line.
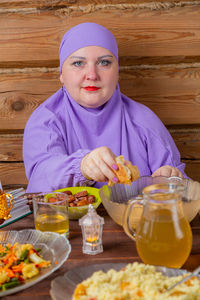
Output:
[50, 262, 200, 300]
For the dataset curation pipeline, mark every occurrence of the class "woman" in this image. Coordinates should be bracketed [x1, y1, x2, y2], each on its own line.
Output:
[23, 22, 187, 192]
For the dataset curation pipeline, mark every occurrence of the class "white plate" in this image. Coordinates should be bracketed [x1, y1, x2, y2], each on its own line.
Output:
[0, 229, 71, 297]
[50, 262, 188, 300]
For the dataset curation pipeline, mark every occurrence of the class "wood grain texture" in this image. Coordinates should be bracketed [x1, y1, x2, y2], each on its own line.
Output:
[0, 163, 27, 186]
[0, 5, 200, 66]
[0, 65, 200, 129]
[0, 0, 76, 8]
[0, 0, 193, 9]
[184, 160, 200, 181]
[0, 134, 23, 161]
[169, 127, 200, 159]
[120, 65, 200, 125]
[0, 70, 60, 129]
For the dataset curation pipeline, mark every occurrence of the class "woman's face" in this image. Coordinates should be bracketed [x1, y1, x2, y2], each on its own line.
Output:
[60, 46, 118, 108]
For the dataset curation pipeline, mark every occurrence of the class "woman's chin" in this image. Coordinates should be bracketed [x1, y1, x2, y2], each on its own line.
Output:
[79, 98, 109, 109]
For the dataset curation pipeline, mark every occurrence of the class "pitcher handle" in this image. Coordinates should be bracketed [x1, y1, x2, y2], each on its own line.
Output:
[123, 196, 144, 241]
[6, 193, 15, 210]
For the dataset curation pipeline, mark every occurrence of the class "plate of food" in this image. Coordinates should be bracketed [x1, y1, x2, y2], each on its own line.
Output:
[50, 262, 200, 300]
[54, 187, 102, 220]
[0, 229, 71, 297]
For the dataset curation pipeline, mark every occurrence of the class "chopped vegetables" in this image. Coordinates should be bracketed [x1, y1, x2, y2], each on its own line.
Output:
[1, 279, 21, 291]
[0, 242, 51, 291]
[19, 249, 29, 261]
[22, 264, 39, 279]
[29, 252, 46, 265]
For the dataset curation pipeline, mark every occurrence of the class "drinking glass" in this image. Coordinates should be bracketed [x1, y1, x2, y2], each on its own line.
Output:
[123, 183, 192, 268]
[33, 192, 69, 238]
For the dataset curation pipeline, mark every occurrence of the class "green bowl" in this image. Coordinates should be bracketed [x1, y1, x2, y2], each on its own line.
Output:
[54, 187, 101, 220]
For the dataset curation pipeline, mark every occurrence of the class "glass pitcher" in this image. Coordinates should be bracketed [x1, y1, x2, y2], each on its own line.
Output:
[0, 180, 14, 221]
[123, 183, 192, 268]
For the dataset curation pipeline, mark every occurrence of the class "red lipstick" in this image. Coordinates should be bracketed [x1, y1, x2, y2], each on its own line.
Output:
[84, 86, 100, 91]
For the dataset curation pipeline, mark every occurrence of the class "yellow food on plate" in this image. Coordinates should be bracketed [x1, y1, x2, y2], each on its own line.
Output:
[72, 262, 200, 300]
[108, 155, 140, 186]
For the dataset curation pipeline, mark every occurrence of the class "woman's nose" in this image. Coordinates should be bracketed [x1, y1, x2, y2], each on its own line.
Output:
[86, 65, 99, 81]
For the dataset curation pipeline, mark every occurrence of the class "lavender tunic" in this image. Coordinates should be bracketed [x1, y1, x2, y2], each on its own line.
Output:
[23, 23, 186, 192]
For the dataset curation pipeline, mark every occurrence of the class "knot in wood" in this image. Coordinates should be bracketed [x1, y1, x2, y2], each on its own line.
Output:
[11, 100, 25, 111]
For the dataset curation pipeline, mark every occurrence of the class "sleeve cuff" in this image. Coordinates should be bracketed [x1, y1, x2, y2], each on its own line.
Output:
[72, 149, 96, 186]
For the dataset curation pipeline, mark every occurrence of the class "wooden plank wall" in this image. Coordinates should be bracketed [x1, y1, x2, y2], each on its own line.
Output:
[0, 0, 200, 186]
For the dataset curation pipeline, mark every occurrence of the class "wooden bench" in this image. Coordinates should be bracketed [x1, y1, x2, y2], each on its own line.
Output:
[0, 0, 200, 186]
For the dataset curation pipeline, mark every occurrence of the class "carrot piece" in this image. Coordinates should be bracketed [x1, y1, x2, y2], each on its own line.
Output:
[12, 262, 24, 273]
[136, 289, 144, 297]
[170, 291, 186, 296]
[184, 277, 196, 286]
[37, 261, 50, 268]
[5, 268, 15, 278]
[0, 245, 5, 252]
[74, 284, 86, 297]
[120, 281, 129, 290]
[29, 249, 34, 255]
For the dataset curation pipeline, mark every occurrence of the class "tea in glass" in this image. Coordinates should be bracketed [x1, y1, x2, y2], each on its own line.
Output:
[33, 192, 69, 237]
[35, 213, 69, 235]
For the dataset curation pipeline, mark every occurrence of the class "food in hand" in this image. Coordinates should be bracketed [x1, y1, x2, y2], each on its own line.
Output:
[108, 155, 140, 186]
[62, 190, 96, 207]
[0, 243, 51, 291]
[72, 262, 200, 300]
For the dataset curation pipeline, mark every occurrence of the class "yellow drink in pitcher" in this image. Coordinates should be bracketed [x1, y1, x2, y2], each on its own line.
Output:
[136, 209, 192, 268]
[35, 213, 69, 237]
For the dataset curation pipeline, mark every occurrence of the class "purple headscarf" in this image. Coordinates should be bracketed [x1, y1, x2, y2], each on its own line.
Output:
[59, 22, 118, 72]
[59, 22, 123, 161]
[58, 22, 123, 160]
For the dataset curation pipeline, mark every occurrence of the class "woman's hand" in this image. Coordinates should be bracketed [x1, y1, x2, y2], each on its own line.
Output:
[152, 165, 184, 178]
[80, 147, 119, 183]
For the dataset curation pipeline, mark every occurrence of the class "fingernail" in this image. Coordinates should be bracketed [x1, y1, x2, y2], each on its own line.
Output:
[112, 164, 118, 170]
[112, 177, 118, 183]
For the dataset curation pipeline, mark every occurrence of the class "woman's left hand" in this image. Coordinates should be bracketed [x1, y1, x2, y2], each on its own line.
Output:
[152, 165, 184, 178]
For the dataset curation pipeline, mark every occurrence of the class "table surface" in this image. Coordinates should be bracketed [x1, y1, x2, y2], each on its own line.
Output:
[1, 204, 200, 300]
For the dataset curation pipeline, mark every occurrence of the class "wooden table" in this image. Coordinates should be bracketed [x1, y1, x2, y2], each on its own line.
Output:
[1, 204, 200, 300]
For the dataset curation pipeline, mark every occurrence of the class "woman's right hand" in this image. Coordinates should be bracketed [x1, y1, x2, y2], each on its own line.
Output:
[80, 146, 119, 183]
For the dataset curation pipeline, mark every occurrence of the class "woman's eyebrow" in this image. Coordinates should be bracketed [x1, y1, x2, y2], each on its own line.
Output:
[98, 55, 113, 59]
[69, 56, 86, 60]
[69, 55, 113, 60]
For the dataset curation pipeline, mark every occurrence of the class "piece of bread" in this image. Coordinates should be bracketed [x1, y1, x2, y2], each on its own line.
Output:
[108, 155, 140, 186]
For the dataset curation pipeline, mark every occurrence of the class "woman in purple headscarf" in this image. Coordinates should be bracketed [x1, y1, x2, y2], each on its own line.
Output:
[23, 22, 187, 192]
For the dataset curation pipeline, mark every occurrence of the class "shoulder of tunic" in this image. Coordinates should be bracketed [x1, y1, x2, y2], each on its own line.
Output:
[121, 93, 166, 130]
[25, 89, 65, 129]
[121, 93, 173, 145]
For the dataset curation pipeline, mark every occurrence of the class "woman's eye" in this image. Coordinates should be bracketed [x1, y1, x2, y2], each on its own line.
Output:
[98, 60, 111, 66]
[72, 61, 84, 67]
